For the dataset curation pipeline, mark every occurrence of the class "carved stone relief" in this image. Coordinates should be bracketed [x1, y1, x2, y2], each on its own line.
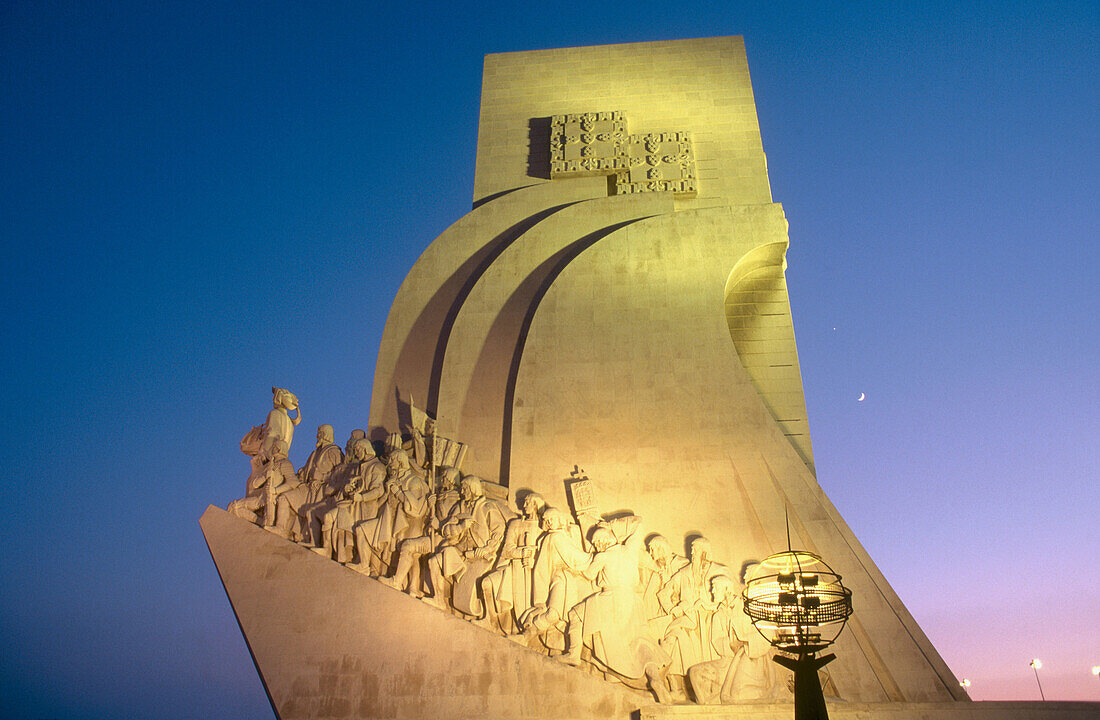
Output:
[226, 391, 791, 705]
[549, 111, 629, 178]
[548, 112, 697, 197]
[614, 131, 697, 197]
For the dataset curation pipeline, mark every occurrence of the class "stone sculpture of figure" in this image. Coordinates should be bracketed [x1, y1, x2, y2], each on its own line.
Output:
[429, 467, 463, 530]
[299, 424, 344, 484]
[408, 417, 435, 471]
[261, 387, 301, 457]
[426, 476, 508, 617]
[296, 424, 345, 544]
[561, 516, 672, 703]
[658, 537, 727, 677]
[481, 492, 547, 634]
[641, 534, 689, 635]
[381, 466, 463, 597]
[318, 438, 386, 562]
[687, 571, 779, 704]
[354, 450, 429, 575]
[230, 441, 290, 524]
[344, 428, 366, 457]
[229, 439, 299, 532]
[519, 507, 593, 652]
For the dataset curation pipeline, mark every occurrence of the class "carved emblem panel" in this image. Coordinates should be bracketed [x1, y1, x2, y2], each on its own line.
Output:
[548, 112, 697, 197]
[549, 112, 629, 177]
[614, 131, 696, 197]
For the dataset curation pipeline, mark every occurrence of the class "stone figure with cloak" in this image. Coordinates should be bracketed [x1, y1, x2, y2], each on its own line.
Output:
[562, 515, 672, 703]
[519, 507, 593, 651]
[355, 450, 428, 575]
[481, 492, 546, 634]
[687, 572, 780, 704]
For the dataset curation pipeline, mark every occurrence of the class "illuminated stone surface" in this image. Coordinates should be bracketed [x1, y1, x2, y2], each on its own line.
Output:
[208, 37, 1100, 719]
[369, 37, 955, 706]
[201, 505, 641, 720]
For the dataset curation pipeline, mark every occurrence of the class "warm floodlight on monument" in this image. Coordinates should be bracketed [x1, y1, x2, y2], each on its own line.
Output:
[743, 549, 853, 720]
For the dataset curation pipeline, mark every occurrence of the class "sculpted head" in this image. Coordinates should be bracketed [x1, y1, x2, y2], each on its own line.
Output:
[647, 535, 671, 564]
[542, 507, 568, 531]
[350, 438, 374, 461]
[316, 424, 334, 446]
[591, 527, 616, 552]
[461, 476, 485, 502]
[387, 449, 410, 474]
[522, 492, 546, 518]
[689, 537, 712, 567]
[346, 429, 366, 455]
[272, 387, 298, 410]
[710, 574, 735, 604]
[438, 467, 462, 492]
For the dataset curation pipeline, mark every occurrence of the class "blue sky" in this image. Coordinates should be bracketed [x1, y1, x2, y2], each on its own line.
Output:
[2, 2, 1097, 717]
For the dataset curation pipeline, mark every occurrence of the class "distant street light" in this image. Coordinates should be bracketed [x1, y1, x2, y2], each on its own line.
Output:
[1030, 659, 1045, 701]
[1092, 665, 1100, 679]
[959, 678, 971, 689]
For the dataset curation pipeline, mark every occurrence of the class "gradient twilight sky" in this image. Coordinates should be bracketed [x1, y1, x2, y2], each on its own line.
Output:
[2, 2, 1097, 717]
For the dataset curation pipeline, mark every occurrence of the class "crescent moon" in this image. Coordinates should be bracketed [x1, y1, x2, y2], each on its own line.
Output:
[857, 393, 866, 402]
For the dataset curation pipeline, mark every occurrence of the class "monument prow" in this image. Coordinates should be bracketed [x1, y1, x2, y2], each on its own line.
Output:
[205, 37, 1099, 720]
[202, 505, 644, 720]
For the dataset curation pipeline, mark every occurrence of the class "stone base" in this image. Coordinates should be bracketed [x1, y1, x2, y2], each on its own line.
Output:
[643, 701, 1099, 720]
[201, 505, 646, 720]
[203, 505, 1099, 720]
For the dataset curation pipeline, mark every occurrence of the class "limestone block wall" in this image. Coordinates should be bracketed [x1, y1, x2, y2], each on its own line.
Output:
[364, 36, 967, 706]
[475, 37, 773, 208]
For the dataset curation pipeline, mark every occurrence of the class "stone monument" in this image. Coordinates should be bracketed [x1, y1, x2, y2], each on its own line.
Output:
[202, 37, 1097, 719]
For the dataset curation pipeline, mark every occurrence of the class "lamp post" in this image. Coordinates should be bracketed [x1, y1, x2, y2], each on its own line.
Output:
[743, 550, 853, 720]
[1029, 659, 1045, 701]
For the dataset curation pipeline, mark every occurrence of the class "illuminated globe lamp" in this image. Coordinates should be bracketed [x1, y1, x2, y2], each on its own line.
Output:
[743, 550, 853, 720]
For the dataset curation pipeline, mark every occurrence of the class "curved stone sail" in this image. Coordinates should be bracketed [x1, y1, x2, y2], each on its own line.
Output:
[204, 36, 1099, 720]
[365, 36, 960, 706]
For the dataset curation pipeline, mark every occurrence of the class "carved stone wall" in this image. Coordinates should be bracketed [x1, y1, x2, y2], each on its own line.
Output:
[211, 38, 1100, 718]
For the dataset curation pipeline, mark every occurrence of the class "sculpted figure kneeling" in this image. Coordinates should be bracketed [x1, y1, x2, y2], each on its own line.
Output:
[518, 507, 592, 652]
[687, 570, 780, 704]
[382, 467, 463, 597]
[426, 476, 507, 617]
[229, 440, 299, 535]
[659, 537, 727, 678]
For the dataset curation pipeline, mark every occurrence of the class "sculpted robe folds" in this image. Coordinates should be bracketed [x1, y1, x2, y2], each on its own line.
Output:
[300, 443, 344, 485]
[440, 495, 508, 616]
[359, 470, 429, 568]
[483, 514, 542, 631]
[261, 408, 295, 456]
[658, 560, 726, 674]
[569, 523, 667, 679]
[527, 527, 592, 632]
[688, 595, 778, 703]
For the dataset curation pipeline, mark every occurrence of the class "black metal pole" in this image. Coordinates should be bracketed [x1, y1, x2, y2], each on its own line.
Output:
[774, 652, 836, 720]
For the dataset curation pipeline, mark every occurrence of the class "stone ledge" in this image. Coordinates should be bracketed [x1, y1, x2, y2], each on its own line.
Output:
[642, 700, 1100, 720]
